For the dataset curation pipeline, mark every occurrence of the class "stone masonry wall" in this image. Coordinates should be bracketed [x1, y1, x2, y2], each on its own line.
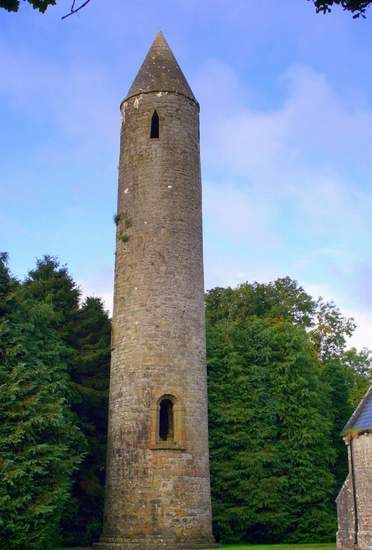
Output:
[337, 433, 372, 550]
[353, 433, 372, 549]
[336, 475, 355, 550]
[98, 91, 215, 550]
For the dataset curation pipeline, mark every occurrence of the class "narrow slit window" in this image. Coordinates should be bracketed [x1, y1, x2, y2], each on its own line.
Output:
[159, 398, 174, 441]
[150, 110, 159, 139]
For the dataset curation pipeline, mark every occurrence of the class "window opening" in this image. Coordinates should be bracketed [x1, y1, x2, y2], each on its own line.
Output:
[150, 110, 159, 139]
[159, 398, 174, 441]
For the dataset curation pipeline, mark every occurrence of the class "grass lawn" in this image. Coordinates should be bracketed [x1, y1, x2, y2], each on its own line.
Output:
[64, 544, 336, 550]
[217, 545, 335, 550]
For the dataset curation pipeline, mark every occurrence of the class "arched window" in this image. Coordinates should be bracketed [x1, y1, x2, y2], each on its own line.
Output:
[150, 110, 159, 139]
[150, 392, 185, 450]
[159, 398, 174, 442]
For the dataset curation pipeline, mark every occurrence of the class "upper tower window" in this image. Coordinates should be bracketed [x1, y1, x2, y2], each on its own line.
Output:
[150, 110, 159, 139]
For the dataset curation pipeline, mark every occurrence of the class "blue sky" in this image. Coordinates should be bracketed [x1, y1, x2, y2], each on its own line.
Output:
[1, 0, 371, 349]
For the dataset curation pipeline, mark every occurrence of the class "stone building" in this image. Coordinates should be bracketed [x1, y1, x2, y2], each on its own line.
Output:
[96, 33, 217, 550]
[337, 386, 372, 550]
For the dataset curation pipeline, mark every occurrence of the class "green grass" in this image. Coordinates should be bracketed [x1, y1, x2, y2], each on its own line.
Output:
[216, 545, 335, 550]
[63, 544, 336, 550]
[70, 546, 335, 549]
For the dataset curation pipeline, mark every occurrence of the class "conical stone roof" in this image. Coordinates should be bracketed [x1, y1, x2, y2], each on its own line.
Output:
[124, 32, 197, 104]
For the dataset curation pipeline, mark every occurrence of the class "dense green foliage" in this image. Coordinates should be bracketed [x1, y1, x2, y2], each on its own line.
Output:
[206, 278, 371, 544]
[0, 0, 55, 13]
[0, 255, 85, 549]
[24, 257, 110, 546]
[62, 296, 110, 546]
[0, 256, 110, 548]
[312, 0, 371, 17]
[0, 256, 370, 548]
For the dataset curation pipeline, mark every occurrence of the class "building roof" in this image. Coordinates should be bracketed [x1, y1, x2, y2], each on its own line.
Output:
[124, 32, 197, 104]
[342, 386, 372, 436]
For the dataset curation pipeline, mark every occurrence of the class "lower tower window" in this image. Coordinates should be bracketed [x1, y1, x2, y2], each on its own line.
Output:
[159, 398, 174, 442]
[150, 393, 185, 450]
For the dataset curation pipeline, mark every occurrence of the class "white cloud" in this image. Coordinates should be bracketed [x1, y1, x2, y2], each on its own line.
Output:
[198, 64, 372, 173]
[197, 61, 372, 349]
[0, 47, 120, 147]
[345, 309, 372, 351]
[203, 179, 276, 243]
[78, 266, 114, 315]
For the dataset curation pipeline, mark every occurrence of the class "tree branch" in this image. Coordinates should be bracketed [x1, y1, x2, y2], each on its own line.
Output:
[62, 0, 91, 19]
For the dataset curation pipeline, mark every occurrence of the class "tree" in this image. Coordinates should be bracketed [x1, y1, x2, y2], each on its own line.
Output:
[24, 257, 111, 545]
[207, 315, 336, 543]
[0, 266, 85, 549]
[0, 0, 91, 18]
[311, 299, 356, 362]
[0, 253, 18, 318]
[206, 277, 315, 328]
[206, 279, 338, 544]
[0, 0, 55, 12]
[321, 360, 353, 494]
[311, 0, 372, 17]
[320, 347, 371, 496]
[61, 297, 111, 546]
[24, 255, 80, 342]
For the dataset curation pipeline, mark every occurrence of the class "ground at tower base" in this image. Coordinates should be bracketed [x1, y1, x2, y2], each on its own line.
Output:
[64, 544, 336, 550]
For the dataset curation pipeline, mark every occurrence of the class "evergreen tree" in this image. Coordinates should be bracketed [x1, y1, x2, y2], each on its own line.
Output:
[24, 257, 111, 544]
[0, 253, 18, 317]
[0, 267, 85, 549]
[24, 255, 80, 343]
[206, 279, 338, 543]
[208, 315, 335, 543]
[311, 302, 368, 495]
[321, 360, 353, 494]
[62, 297, 111, 546]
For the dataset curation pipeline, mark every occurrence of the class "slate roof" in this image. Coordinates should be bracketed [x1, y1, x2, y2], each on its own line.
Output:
[342, 386, 372, 436]
[124, 32, 197, 104]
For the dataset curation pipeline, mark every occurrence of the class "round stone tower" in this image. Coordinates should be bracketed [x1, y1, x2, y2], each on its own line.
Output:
[97, 33, 217, 550]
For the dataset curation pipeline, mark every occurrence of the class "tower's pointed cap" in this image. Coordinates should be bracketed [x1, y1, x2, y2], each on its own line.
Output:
[125, 32, 197, 103]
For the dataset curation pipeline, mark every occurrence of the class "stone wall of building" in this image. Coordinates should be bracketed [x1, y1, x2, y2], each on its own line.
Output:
[353, 433, 372, 549]
[97, 89, 215, 550]
[336, 474, 355, 550]
[337, 433, 372, 550]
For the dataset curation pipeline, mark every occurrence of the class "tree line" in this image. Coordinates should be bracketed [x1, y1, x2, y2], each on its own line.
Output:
[0, 253, 370, 548]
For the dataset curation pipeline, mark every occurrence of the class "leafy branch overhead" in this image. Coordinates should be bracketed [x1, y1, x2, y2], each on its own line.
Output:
[312, 0, 371, 17]
[0, 0, 56, 12]
[0, 0, 371, 16]
[0, 0, 92, 16]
